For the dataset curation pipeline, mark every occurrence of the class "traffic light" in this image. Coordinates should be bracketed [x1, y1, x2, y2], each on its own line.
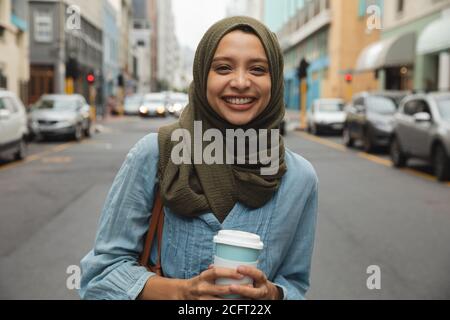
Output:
[345, 73, 353, 83]
[297, 58, 310, 80]
[87, 73, 95, 84]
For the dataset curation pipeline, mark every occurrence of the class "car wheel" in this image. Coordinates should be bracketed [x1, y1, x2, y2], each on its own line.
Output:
[73, 124, 83, 141]
[311, 124, 319, 136]
[343, 127, 354, 147]
[390, 136, 407, 168]
[363, 131, 374, 153]
[433, 145, 450, 182]
[14, 138, 27, 161]
[84, 123, 91, 138]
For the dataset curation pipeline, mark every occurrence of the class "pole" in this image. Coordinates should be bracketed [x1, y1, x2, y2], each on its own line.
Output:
[300, 79, 308, 130]
[89, 84, 96, 122]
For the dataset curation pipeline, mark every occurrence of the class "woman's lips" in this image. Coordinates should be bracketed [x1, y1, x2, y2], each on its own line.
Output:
[221, 97, 257, 111]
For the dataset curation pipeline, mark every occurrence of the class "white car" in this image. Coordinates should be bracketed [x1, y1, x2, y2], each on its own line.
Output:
[0, 90, 29, 161]
[139, 93, 167, 117]
[307, 98, 346, 135]
[124, 94, 144, 115]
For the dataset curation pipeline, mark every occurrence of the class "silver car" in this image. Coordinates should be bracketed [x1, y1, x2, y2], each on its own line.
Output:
[390, 92, 450, 181]
[30, 94, 92, 141]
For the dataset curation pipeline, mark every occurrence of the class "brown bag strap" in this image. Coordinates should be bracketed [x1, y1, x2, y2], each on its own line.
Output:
[139, 189, 164, 276]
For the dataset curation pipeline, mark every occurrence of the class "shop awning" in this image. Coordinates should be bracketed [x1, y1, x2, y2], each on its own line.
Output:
[417, 15, 450, 55]
[356, 32, 416, 71]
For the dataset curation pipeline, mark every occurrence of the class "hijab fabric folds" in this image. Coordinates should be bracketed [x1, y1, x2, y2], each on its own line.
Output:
[158, 16, 287, 223]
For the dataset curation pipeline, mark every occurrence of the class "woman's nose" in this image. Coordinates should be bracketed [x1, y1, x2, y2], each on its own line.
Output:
[230, 70, 251, 89]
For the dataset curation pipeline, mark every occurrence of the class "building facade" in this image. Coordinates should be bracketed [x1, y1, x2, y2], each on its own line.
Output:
[103, 0, 120, 105]
[28, 0, 104, 104]
[356, 0, 450, 91]
[266, 0, 380, 110]
[156, 0, 179, 91]
[131, 0, 151, 94]
[0, 0, 30, 104]
[226, 0, 264, 20]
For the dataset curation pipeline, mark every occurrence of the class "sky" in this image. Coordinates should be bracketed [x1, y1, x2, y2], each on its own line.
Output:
[172, 0, 229, 50]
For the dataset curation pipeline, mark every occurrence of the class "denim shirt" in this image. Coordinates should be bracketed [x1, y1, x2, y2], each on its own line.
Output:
[79, 133, 318, 300]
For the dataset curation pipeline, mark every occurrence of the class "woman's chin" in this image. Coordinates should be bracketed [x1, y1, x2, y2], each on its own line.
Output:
[223, 113, 256, 126]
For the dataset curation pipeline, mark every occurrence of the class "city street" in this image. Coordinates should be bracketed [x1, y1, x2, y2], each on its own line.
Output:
[1, 116, 449, 299]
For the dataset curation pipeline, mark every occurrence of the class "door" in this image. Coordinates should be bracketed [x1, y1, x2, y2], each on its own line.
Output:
[409, 99, 433, 157]
[353, 97, 366, 140]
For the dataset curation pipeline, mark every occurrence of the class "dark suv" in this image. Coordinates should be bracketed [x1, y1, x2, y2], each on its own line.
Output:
[343, 91, 409, 152]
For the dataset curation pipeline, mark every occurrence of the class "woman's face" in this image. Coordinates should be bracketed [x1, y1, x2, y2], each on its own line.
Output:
[207, 30, 271, 126]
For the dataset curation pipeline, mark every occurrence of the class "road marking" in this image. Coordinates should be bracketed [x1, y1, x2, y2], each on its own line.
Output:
[357, 152, 392, 167]
[41, 156, 72, 164]
[0, 142, 79, 172]
[298, 132, 347, 152]
[297, 131, 450, 186]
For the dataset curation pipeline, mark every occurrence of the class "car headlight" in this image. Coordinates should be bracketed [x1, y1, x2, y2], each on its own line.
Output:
[156, 106, 165, 114]
[373, 120, 391, 131]
[173, 103, 183, 112]
[139, 106, 148, 114]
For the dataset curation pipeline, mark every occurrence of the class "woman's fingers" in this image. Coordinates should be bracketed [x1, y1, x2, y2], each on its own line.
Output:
[201, 266, 245, 282]
[229, 284, 268, 300]
[197, 283, 234, 297]
[236, 265, 267, 286]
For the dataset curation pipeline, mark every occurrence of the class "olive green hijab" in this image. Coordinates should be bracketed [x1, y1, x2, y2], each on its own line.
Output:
[158, 16, 287, 223]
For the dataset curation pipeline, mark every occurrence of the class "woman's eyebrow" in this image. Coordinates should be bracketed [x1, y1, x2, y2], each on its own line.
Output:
[212, 56, 269, 64]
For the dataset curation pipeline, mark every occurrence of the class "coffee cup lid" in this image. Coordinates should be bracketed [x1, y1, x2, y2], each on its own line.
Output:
[213, 230, 264, 250]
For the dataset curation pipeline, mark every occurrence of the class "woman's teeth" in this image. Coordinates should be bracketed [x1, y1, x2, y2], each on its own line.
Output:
[224, 97, 255, 105]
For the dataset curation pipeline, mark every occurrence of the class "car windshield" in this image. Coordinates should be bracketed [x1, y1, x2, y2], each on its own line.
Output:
[35, 98, 79, 111]
[366, 96, 397, 114]
[436, 97, 450, 121]
[144, 97, 164, 104]
[317, 102, 344, 112]
[125, 96, 142, 106]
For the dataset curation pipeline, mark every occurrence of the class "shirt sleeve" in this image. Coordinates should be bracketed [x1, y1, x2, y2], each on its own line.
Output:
[273, 172, 319, 300]
[79, 133, 159, 300]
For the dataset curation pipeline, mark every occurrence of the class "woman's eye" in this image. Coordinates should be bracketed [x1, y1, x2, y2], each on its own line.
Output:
[214, 65, 232, 73]
[251, 67, 267, 75]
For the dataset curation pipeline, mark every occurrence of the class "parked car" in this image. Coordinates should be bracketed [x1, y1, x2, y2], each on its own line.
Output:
[167, 92, 189, 118]
[390, 92, 450, 181]
[124, 94, 144, 115]
[29, 94, 92, 141]
[139, 93, 167, 117]
[307, 98, 345, 135]
[0, 90, 29, 161]
[343, 91, 408, 152]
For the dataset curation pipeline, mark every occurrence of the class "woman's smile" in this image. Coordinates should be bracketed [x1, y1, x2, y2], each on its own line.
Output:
[221, 95, 258, 111]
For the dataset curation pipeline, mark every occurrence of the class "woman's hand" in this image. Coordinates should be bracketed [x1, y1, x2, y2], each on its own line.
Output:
[228, 265, 281, 300]
[180, 265, 246, 300]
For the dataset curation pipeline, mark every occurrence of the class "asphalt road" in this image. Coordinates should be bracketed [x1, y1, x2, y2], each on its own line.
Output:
[0, 116, 449, 299]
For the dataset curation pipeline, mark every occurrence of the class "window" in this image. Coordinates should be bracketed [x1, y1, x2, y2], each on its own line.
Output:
[34, 10, 53, 43]
[397, 0, 404, 13]
[403, 99, 430, 116]
[2, 98, 19, 113]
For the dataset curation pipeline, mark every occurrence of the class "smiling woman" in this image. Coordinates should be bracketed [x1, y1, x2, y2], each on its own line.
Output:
[80, 16, 318, 301]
